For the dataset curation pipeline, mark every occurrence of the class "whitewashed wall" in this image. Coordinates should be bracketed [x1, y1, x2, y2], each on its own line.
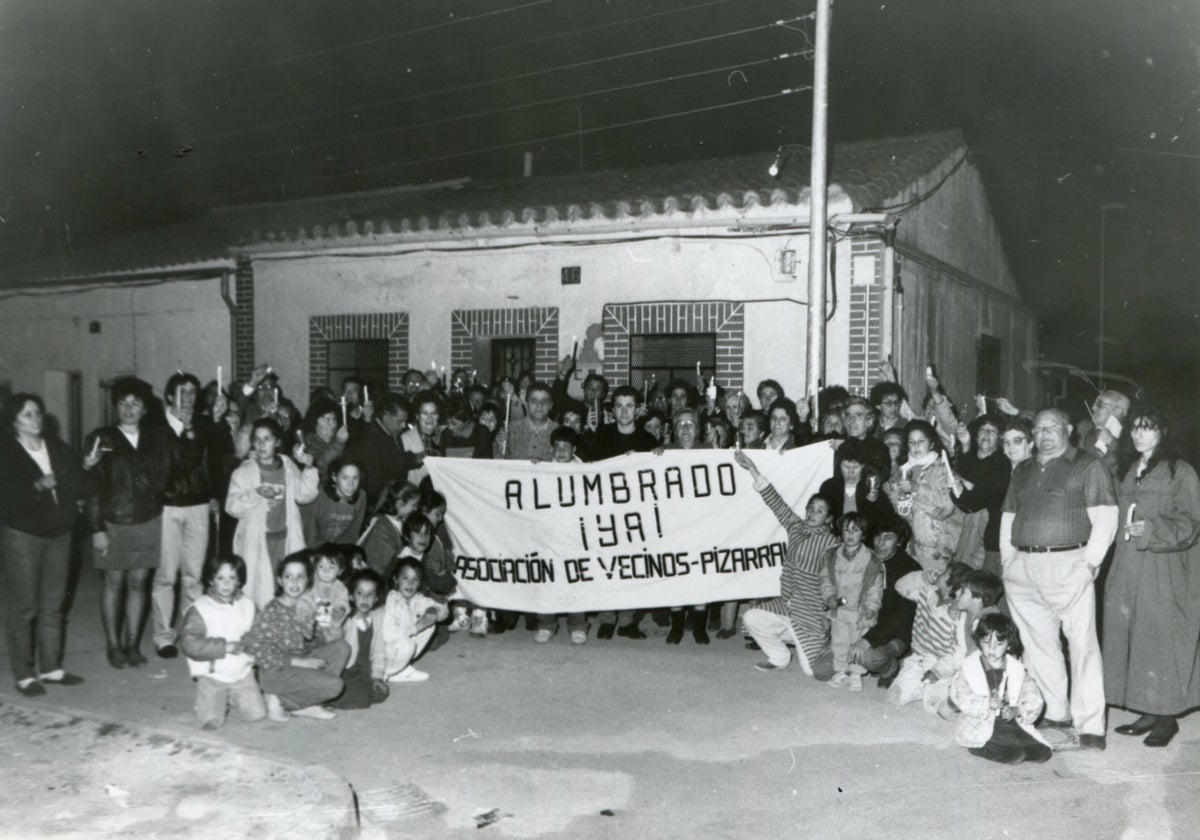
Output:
[0, 277, 231, 435]
[251, 232, 838, 404]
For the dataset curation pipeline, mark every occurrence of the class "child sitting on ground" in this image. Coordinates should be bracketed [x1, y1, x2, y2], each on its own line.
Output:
[950, 613, 1051, 764]
[297, 544, 351, 645]
[935, 570, 1006, 720]
[735, 450, 840, 678]
[887, 561, 972, 711]
[179, 555, 266, 730]
[375, 558, 448, 683]
[330, 569, 389, 710]
[820, 512, 884, 691]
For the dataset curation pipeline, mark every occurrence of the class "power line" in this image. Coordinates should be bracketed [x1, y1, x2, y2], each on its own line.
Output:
[80, 0, 566, 108]
[210, 87, 809, 203]
[196, 14, 811, 146]
[201, 51, 810, 168]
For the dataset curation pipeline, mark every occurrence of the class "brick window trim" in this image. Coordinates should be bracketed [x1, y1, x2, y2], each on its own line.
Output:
[309, 313, 410, 394]
[449, 307, 560, 381]
[603, 302, 745, 389]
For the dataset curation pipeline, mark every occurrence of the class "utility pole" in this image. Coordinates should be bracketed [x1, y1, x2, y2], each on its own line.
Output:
[806, 0, 832, 405]
[1098, 202, 1126, 386]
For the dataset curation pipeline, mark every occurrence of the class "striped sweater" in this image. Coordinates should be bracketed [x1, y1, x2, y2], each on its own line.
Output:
[754, 481, 839, 664]
[895, 570, 958, 661]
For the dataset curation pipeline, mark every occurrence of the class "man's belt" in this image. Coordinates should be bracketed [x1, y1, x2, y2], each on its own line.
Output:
[1015, 542, 1087, 553]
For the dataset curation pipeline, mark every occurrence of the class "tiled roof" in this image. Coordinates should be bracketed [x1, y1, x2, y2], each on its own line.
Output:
[5, 130, 965, 288]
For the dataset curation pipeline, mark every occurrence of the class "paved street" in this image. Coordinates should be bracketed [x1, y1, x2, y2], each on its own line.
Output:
[1, 571, 1197, 838]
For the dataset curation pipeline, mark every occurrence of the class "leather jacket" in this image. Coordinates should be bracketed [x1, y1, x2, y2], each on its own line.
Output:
[162, 419, 218, 507]
[87, 424, 170, 530]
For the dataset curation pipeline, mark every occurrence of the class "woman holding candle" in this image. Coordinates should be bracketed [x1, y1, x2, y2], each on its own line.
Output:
[1103, 403, 1200, 748]
[301, 398, 350, 481]
[883, 420, 963, 574]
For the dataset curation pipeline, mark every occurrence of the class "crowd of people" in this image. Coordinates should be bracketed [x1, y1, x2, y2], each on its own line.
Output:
[1, 353, 1197, 761]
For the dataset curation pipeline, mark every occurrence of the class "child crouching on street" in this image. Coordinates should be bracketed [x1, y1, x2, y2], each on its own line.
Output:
[887, 561, 972, 711]
[179, 555, 266, 730]
[375, 558, 448, 683]
[330, 569, 390, 710]
[820, 512, 884, 691]
[950, 613, 1051, 764]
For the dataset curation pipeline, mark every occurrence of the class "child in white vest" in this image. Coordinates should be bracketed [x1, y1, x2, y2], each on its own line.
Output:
[179, 556, 266, 729]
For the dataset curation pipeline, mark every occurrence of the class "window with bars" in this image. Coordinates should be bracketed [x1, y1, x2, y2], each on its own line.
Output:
[629, 333, 716, 390]
[328, 339, 389, 396]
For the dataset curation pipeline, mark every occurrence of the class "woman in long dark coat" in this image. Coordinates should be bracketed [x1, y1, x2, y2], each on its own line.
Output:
[1103, 403, 1200, 747]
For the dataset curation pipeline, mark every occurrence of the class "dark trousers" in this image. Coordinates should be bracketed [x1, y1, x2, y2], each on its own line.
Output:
[969, 718, 1053, 765]
[3, 527, 70, 682]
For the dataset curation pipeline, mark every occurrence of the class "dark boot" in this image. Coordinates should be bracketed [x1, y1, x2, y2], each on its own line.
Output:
[692, 609, 710, 645]
[666, 610, 686, 645]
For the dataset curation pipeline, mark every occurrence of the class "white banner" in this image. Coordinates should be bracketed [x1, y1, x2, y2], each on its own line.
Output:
[424, 444, 833, 613]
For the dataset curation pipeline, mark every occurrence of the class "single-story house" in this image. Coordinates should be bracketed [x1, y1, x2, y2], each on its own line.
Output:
[0, 129, 1037, 446]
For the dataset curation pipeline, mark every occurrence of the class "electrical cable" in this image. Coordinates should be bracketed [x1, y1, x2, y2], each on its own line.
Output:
[193, 13, 809, 147]
[209, 87, 808, 202]
[200, 51, 810, 165]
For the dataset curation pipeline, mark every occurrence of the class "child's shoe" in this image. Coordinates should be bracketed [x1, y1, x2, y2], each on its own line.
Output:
[448, 606, 469, 633]
[389, 666, 429, 683]
[828, 671, 850, 688]
[265, 694, 289, 722]
[848, 673, 864, 692]
[292, 705, 337, 720]
[469, 611, 488, 637]
[533, 628, 554, 644]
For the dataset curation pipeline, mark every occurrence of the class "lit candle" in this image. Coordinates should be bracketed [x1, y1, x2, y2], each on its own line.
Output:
[363, 384, 369, 404]
[504, 393, 511, 427]
[471, 368, 478, 385]
[91, 435, 101, 458]
[272, 386, 278, 406]
[216, 365, 222, 394]
[340, 396, 348, 427]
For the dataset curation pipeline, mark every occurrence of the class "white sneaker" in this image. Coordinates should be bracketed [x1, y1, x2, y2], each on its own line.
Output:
[534, 628, 554, 644]
[291, 705, 336, 720]
[570, 630, 588, 645]
[389, 666, 430, 683]
[265, 694, 289, 722]
[469, 613, 488, 637]
[848, 673, 864, 692]
[828, 672, 850, 688]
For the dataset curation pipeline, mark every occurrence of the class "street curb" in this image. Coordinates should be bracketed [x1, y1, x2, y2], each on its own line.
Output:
[0, 696, 360, 839]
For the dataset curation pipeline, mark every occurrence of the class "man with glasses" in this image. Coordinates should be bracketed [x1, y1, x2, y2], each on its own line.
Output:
[1082, 389, 1130, 474]
[836, 396, 891, 481]
[999, 408, 1117, 750]
[494, 382, 556, 461]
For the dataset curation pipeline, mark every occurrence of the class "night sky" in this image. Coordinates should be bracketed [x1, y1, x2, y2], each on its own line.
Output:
[2, 0, 1197, 393]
